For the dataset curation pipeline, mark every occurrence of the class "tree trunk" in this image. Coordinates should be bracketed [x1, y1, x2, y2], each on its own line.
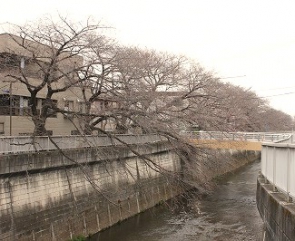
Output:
[32, 116, 48, 136]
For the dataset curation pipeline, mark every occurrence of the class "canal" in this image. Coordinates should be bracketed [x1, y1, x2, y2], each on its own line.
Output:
[90, 161, 263, 241]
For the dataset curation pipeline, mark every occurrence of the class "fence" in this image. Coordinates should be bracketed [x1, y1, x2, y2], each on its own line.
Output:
[0, 134, 164, 154]
[261, 135, 295, 201]
[186, 131, 291, 142]
[1, 131, 290, 155]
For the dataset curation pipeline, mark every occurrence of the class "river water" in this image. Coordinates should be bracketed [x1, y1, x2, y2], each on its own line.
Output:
[91, 161, 264, 241]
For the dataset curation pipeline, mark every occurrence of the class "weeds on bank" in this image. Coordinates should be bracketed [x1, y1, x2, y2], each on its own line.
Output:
[68, 235, 87, 241]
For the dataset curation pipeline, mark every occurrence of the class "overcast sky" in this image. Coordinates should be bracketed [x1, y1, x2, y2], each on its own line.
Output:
[1, 0, 295, 116]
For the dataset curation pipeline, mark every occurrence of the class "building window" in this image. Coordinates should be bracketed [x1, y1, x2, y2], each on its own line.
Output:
[19, 96, 29, 116]
[46, 130, 53, 136]
[64, 100, 74, 118]
[64, 100, 74, 110]
[0, 94, 33, 116]
[71, 130, 80, 135]
[42, 99, 57, 118]
[0, 122, 4, 134]
[78, 101, 86, 113]
[0, 95, 10, 115]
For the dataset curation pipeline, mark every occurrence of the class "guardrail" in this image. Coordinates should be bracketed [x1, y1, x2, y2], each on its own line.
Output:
[261, 134, 295, 201]
[185, 131, 291, 142]
[0, 134, 164, 154]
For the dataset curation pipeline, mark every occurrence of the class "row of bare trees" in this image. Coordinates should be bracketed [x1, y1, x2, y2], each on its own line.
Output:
[1, 16, 293, 192]
[3, 16, 293, 139]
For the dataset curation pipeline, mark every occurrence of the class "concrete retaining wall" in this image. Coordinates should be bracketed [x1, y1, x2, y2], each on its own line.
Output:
[256, 174, 295, 241]
[0, 141, 182, 241]
[0, 141, 259, 241]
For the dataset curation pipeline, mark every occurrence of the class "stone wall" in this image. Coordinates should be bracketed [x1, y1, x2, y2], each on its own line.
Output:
[256, 174, 295, 241]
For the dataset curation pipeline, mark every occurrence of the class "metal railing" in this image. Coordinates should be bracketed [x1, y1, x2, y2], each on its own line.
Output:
[185, 131, 291, 142]
[0, 134, 164, 154]
[261, 134, 295, 201]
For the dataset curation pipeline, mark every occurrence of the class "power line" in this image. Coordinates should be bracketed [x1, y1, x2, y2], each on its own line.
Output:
[220, 75, 246, 80]
[258, 92, 295, 99]
[257, 85, 295, 92]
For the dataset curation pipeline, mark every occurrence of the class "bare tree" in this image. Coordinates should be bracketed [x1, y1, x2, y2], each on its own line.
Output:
[3, 15, 291, 180]
[207, 83, 268, 131]
[98, 46, 224, 138]
[258, 106, 293, 131]
[4, 16, 109, 135]
[209, 83, 293, 132]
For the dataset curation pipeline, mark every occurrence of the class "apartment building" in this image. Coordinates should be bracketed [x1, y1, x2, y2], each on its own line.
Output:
[0, 33, 115, 136]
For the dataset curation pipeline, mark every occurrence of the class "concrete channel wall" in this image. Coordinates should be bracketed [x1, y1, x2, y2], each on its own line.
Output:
[256, 175, 295, 241]
[0, 137, 259, 241]
[0, 140, 181, 241]
[257, 137, 295, 241]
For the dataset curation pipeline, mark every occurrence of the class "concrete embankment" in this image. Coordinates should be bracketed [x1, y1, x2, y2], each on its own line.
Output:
[256, 175, 295, 241]
[0, 140, 259, 241]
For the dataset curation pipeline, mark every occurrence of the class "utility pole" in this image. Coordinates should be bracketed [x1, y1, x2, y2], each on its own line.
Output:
[3, 80, 17, 136]
[3, 57, 23, 136]
[8, 81, 13, 136]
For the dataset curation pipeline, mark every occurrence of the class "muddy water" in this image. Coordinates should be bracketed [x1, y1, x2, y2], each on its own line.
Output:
[90, 161, 264, 241]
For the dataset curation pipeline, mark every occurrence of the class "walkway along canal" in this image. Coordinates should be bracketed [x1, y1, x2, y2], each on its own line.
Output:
[90, 161, 264, 241]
